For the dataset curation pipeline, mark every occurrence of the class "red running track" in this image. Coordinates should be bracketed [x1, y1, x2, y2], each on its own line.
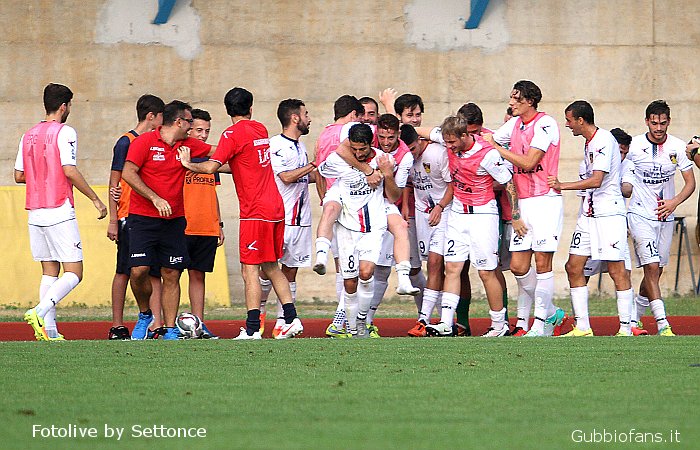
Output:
[1, 316, 698, 340]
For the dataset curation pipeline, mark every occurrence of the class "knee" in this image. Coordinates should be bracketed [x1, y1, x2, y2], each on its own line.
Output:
[359, 266, 375, 281]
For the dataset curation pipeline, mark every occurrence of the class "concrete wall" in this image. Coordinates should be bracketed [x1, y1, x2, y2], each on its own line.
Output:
[2, 0, 700, 301]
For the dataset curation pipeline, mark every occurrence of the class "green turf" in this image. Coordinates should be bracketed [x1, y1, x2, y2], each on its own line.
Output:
[1, 338, 698, 449]
[1, 294, 699, 322]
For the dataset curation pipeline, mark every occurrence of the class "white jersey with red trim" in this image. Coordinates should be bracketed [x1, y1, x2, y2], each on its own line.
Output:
[318, 151, 389, 232]
[269, 134, 311, 227]
[625, 133, 693, 221]
[411, 142, 452, 213]
[579, 128, 626, 218]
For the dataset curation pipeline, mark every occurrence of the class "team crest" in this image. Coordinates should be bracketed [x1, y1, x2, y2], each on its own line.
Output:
[423, 162, 431, 173]
[670, 152, 677, 164]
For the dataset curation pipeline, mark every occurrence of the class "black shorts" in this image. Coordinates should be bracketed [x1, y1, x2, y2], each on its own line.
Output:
[115, 219, 131, 275]
[186, 235, 218, 272]
[128, 214, 189, 271]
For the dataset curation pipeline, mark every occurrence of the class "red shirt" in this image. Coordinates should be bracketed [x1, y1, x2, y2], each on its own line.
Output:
[126, 127, 211, 218]
[211, 119, 284, 221]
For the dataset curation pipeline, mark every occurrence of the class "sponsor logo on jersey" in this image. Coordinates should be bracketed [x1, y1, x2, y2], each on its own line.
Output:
[670, 152, 677, 164]
[423, 162, 431, 173]
[153, 153, 165, 161]
[169, 256, 183, 264]
[246, 241, 258, 251]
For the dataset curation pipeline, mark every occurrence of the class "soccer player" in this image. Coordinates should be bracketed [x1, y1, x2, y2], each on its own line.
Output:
[623, 100, 695, 336]
[122, 100, 213, 340]
[16, 83, 108, 341]
[183, 108, 224, 339]
[178, 87, 303, 340]
[547, 101, 634, 336]
[107, 94, 165, 340]
[263, 98, 316, 337]
[483, 80, 566, 337]
[426, 116, 525, 337]
[359, 96, 379, 125]
[402, 124, 453, 337]
[317, 123, 399, 337]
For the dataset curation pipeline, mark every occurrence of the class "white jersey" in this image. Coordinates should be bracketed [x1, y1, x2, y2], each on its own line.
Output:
[318, 151, 389, 233]
[625, 133, 693, 221]
[411, 142, 452, 213]
[579, 128, 626, 218]
[387, 146, 413, 189]
[15, 125, 78, 226]
[269, 134, 312, 227]
[619, 158, 634, 208]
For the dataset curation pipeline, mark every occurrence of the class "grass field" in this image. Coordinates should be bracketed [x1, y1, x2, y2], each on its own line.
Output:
[1, 338, 698, 449]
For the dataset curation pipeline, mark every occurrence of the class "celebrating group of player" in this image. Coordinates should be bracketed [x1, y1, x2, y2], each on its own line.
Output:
[16, 80, 700, 340]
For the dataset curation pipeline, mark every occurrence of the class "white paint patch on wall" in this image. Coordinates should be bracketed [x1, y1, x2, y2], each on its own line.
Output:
[95, 0, 202, 60]
[404, 0, 508, 53]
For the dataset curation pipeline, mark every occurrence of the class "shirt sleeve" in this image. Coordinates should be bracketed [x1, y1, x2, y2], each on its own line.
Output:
[270, 144, 294, 176]
[529, 115, 559, 152]
[394, 152, 413, 188]
[483, 150, 512, 185]
[493, 118, 516, 147]
[318, 152, 348, 179]
[110, 136, 131, 171]
[429, 127, 445, 145]
[57, 125, 78, 166]
[187, 137, 212, 159]
[590, 135, 615, 174]
[677, 144, 694, 171]
[210, 131, 236, 165]
[621, 159, 635, 184]
[438, 146, 452, 182]
[126, 136, 148, 168]
[14, 136, 24, 171]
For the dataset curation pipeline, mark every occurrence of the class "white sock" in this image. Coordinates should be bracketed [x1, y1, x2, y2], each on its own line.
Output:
[357, 277, 374, 321]
[616, 288, 634, 334]
[489, 307, 507, 330]
[420, 288, 440, 323]
[649, 299, 670, 330]
[259, 277, 272, 315]
[332, 292, 346, 328]
[315, 237, 331, 266]
[536, 271, 556, 317]
[35, 272, 80, 318]
[289, 281, 297, 304]
[570, 286, 590, 331]
[40, 275, 59, 334]
[344, 291, 359, 332]
[368, 266, 391, 324]
[410, 271, 426, 311]
[635, 294, 650, 323]
[439, 292, 460, 325]
[395, 260, 413, 287]
[515, 267, 536, 330]
[335, 273, 344, 303]
[276, 299, 284, 320]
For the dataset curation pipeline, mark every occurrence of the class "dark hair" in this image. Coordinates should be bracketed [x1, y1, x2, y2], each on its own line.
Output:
[440, 115, 467, 138]
[645, 100, 670, 120]
[333, 95, 362, 121]
[565, 100, 595, 125]
[512, 80, 542, 109]
[348, 123, 374, 145]
[192, 108, 211, 122]
[377, 113, 400, 132]
[400, 124, 419, 145]
[457, 102, 484, 125]
[162, 100, 192, 126]
[136, 94, 165, 122]
[394, 93, 424, 115]
[610, 128, 632, 146]
[277, 98, 305, 127]
[43, 83, 73, 114]
[224, 87, 253, 117]
[359, 96, 378, 111]
[506, 107, 513, 116]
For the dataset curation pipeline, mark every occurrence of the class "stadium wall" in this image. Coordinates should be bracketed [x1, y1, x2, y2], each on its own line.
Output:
[1, 0, 699, 303]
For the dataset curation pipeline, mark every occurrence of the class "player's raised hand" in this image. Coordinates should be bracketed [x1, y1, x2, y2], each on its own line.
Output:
[379, 88, 398, 114]
[177, 146, 192, 167]
[376, 153, 395, 176]
[482, 133, 496, 146]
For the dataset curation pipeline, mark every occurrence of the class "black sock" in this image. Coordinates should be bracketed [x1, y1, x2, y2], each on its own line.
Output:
[246, 309, 261, 335]
[141, 308, 153, 316]
[456, 297, 471, 332]
[282, 303, 297, 324]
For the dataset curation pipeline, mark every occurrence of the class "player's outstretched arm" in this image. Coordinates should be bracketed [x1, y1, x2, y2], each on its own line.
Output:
[64, 165, 107, 219]
[177, 146, 221, 174]
[482, 133, 544, 171]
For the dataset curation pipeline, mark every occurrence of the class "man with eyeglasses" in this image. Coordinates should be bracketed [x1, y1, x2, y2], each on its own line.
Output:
[121, 100, 213, 340]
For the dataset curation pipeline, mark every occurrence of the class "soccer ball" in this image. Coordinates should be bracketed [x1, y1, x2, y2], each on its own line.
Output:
[176, 312, 203, 338]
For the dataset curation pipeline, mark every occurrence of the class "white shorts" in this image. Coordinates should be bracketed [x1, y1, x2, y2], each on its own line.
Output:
[280, 225, 312, 268]
[444, 211, 499, 270]
[510, 195, 563, 253]
[336, 224, 385, 279]
[415, 209, 447, 260]
[322, 183, 342, 206]
[583, 251, 632, 276]
[569, 215, 628, 262]
[627, 213, 674, 268]
[29, 219, 83, 262]
[498, 221, 512, 271]
[377, 229, 394, 267]
[407, 217, 422, 268]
